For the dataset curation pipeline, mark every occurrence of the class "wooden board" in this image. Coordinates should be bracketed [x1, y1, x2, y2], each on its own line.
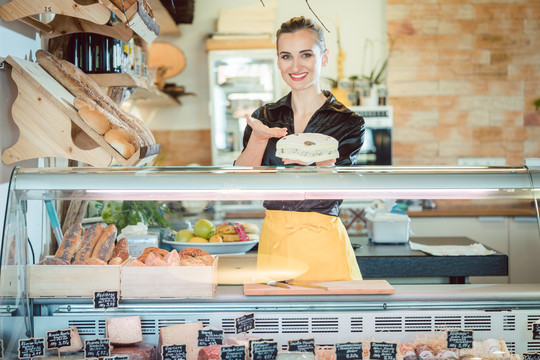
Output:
[243, 280, 394, 296]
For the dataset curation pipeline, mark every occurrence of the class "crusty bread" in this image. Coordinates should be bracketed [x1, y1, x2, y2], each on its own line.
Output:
[104, 128, 136, 158]
[36, 50, 155, 148]
[77, 105, 110, 134]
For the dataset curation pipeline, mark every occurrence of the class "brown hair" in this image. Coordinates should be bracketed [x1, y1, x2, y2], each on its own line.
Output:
[276, 16, 326, 52]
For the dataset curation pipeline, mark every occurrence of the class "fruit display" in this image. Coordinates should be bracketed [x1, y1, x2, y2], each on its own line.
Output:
[174, 220, 259, 244]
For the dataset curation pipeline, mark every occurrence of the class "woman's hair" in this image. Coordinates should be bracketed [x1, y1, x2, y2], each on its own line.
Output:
[276, 16, 326, 52]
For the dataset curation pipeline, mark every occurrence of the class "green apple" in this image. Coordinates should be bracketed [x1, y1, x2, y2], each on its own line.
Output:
[193, 219, 216, 239]
[175, 229, 194, 242]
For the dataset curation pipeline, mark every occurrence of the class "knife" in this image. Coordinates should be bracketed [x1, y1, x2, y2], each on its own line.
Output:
[285, 280, 328, 290]
[266, 280, 290, 288]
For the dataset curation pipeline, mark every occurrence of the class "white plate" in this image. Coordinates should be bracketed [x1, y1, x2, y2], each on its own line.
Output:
[163, 238, 259, 255]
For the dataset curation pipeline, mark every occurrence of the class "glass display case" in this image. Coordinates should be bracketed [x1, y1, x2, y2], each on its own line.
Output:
[1, 165, 540, 359]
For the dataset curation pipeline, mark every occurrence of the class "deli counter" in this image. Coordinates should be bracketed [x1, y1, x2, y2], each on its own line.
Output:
[1, 165, 540, 359]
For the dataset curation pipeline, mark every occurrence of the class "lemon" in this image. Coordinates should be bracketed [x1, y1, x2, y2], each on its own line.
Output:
[175, 229, 194, 242]
[193, 219, 216, 239]
[188, 237, 209, 243]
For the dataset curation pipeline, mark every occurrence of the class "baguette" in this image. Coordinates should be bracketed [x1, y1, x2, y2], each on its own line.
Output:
[35, 50, 154, 147]
[112, 238, 130, 262]
[91, 224, 117, 262]
[73, 257, 107, 265]
[54, 222, 83, 263]
[37, 257, 70, 265]
[74, 223, 104, 263]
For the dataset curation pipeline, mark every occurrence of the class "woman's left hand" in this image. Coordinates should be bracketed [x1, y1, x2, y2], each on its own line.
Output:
[282, 158, 336, 166]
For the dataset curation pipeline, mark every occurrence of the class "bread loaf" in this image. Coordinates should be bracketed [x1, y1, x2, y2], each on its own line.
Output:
[108, 257, 124, 265]
[105, 128, 136, 158]
[73, 257, 107, 265]
[54, 222, 83, 263]
[74, 223, 104, 263]
[36, 50, 155, 147]
[112, 238, 130, 261]
[91, 224, 117, 262]
[37, 257, 70, 265]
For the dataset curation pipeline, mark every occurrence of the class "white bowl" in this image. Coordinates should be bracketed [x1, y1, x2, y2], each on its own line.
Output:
[162, 238, 259, 255]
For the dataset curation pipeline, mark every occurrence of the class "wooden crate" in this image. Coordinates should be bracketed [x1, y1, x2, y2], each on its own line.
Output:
[27, 265, 121, 298]
[120, 257, 218, 299]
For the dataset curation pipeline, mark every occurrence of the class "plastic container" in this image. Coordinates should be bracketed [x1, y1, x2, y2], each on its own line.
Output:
[365, 212, 411, 244]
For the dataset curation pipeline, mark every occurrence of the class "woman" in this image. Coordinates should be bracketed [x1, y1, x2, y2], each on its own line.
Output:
[235, 16, 365, 281]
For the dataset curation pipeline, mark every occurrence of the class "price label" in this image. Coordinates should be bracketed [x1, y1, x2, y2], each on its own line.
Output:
[524, 353, 540, 360]
[369, 342, 397, 360]
[162, 344, 187, 360]
[93, 291, 119, 309]
[220, 345, 246, 360]
[46, 329, 71, 350]
[336, 342, 363, 360]
[288, 339, 315, 353]
[249, 339, 273, 357]
[533, 322, 540, 340]
[446, 330, 473, 349]
[18, 338, 45, 359]
[198, 329, 224, 346]
[84, 338, 111, 359]
[105, 356, 130, 360]
[251, 341, 278, 360]
[235, 313, 255, 334]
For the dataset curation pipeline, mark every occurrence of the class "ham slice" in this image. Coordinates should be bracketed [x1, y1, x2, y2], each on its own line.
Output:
[198, 345, 221, 360]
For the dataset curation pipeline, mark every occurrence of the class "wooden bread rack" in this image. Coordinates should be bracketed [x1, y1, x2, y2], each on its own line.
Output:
[1, 56, 160, 167]
[0, 0, 159, 42]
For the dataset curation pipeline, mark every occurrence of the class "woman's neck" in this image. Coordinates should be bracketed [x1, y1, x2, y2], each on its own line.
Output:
[290, 86, 327, 116]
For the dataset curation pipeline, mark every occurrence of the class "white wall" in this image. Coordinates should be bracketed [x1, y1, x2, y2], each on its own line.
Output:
[144, 0, 387, 131]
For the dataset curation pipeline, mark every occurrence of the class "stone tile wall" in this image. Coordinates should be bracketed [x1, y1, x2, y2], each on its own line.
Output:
[387, 0, 540, 165]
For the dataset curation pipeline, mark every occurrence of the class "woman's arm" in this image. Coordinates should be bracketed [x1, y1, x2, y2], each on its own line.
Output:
[235, 115, 287, 166]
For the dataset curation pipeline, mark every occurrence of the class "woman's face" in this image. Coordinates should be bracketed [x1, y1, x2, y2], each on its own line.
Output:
[277, 29, 328, 91]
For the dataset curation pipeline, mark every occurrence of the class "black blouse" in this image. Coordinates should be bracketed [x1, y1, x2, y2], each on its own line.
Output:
[241, 90, 365, 216]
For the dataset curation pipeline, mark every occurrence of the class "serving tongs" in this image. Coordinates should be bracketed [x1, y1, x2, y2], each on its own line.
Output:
[266, 280, 328, 290]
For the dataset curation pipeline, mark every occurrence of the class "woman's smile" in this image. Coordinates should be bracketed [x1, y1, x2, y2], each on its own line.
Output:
[289, 72, 308, 81]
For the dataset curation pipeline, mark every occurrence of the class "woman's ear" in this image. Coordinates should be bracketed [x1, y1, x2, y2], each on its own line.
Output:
[322, 49, 329, 67]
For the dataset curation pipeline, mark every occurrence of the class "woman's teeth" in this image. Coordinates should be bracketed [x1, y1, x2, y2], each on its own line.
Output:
[290, 73, 307, 80]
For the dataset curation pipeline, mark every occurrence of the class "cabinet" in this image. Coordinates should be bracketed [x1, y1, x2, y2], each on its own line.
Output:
[1, 165, 540, 358]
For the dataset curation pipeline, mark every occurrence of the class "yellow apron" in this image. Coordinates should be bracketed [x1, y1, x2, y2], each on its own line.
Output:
[256, 210, 362, 281]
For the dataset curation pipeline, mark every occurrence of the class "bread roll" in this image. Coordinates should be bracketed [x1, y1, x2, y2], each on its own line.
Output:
[108, 257, 124, 265]
[54, 222, 83, 263]
[105, 128, 136, 158]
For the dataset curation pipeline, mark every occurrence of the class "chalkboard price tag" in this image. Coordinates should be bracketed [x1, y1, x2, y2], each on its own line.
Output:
[162, 344, 187, 360]
[287, 339, 315, 354]
[84, 338, 111, 359]
[369, 342, 397, 360]
[533, 321, 540, 340]
[446, 330, 473, 349]
[235, 313, 255, 334]
[249, 339, 273, 357]
[251, 341, 278, 360]
[46, 329, 71, 350]
[523, 353, 540, 360]
[18, 338, 45, 359]
[105, 356, 130, 360]
[220, 345, 246, 360]
[93, 291, 119, 309]
[336, 342, 363, 360]
[198, 329, 224, 346]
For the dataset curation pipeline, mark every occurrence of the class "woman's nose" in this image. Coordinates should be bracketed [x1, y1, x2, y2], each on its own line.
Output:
[291, 58, 301, 72]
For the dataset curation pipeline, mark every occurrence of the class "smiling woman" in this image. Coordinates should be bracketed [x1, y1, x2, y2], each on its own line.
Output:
[234, 16, 366, 282]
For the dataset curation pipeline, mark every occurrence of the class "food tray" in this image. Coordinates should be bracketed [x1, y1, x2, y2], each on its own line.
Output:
[27, 264, 121, 298]
[162, 238, 259, 255]
[120, 256, 218, 299]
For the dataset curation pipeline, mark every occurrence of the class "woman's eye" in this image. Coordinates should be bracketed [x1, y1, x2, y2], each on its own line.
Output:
[302, 53, 312, 58]
[281, 54, 291, 60]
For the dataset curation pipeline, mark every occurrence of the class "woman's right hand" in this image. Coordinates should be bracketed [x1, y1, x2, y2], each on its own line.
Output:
[245, 115, 287, 141]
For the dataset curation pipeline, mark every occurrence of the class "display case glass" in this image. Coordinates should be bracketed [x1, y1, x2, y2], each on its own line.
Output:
[1, 165, 540, 359]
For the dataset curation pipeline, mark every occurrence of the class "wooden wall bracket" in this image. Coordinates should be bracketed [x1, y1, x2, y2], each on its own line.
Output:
[0, 0, 111, 24]
[1, 56, 159, 167]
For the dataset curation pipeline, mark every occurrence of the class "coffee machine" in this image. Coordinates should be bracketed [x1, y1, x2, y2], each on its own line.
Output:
[349, 106, 393, 165]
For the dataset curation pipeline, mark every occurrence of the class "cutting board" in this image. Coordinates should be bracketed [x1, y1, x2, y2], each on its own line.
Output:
[244, 280, 394, 296]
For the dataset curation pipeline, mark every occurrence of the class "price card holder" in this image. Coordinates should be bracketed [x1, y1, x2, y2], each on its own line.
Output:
[249, 339, 274, 359]
[220, 345, 246, 360]
[524, 353, 540, 360]
[162, 344, 187, 360]
[46, 329, 72, 350]
[198, 329, 224, 347]
[369, 342, 397, 360]
[235, 313, 255, 334]
[446, 330, 473, 349]
[336, 342, 363, 360]
[105, 356, 130, 360]
[533, 321, 540, 340]
[251, 341, 278, 360]
[18, 338, 45, 359]
[84, 338, 111, 359]
[287, 339, 315, 354]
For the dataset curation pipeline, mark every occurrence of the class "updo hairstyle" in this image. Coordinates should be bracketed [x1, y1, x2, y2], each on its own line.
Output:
[276, 16, 326, 52]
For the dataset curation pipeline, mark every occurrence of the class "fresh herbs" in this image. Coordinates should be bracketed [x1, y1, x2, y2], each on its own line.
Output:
[101, 201, 170, 231]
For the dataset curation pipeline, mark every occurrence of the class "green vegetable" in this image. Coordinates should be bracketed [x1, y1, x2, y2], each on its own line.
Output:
[101, 201, 170, 232]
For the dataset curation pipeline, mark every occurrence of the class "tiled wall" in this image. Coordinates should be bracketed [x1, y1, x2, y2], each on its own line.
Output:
[387, 0, 540, 166]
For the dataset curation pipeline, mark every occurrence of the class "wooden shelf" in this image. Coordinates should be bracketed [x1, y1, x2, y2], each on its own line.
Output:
[0, 0, 160, 43]
[147, 0, 180, 36]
